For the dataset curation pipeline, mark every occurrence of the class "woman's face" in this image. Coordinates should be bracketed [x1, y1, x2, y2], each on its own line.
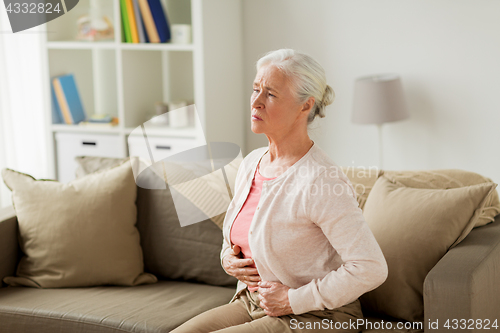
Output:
[250, 64, 310, 136]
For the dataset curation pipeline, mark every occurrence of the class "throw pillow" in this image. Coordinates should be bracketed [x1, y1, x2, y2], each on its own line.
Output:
[75, 156, 238, 287]
[360, 175, 497, 322]
[383, 169, 500, 227]
[1, 161, 157, 288]
[74, 156, 129, 178]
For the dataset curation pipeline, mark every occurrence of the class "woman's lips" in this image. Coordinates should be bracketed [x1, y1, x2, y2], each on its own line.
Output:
[252, 115, 263, 121]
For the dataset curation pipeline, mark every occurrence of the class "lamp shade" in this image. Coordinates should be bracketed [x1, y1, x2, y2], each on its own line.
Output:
[352, 74, 409, 125]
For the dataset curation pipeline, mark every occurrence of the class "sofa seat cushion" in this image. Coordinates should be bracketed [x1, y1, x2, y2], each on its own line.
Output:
[0, 281, 235, 333]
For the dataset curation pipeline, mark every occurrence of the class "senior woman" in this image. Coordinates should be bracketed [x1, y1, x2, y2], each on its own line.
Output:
[171, 49, 388, 333]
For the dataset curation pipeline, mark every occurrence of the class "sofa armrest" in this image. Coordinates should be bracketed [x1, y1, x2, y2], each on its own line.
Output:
[424, 215, 500, 332]
[0, 205, 18, 287]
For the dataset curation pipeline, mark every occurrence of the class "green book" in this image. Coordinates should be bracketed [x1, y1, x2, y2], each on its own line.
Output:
[120, 0, 132, 43]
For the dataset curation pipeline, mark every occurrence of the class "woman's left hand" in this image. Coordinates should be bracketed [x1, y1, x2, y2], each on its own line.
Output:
[257, 280, 293, 317]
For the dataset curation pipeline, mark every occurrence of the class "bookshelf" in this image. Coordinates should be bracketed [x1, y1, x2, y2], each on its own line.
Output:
[42, 0, 245, 181]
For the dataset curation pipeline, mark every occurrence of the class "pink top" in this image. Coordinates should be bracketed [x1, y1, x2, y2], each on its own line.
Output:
[230, 162, 276, 291]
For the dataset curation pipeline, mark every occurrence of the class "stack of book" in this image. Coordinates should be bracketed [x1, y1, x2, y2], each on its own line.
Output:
[120, 0, 171, 43]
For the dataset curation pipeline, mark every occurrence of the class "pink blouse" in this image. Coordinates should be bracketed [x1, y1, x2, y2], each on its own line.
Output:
[230, 162, 276, 291]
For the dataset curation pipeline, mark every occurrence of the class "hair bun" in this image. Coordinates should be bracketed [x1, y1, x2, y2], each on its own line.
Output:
[322, 85, 335, 107]
[314, 85, 335, 119]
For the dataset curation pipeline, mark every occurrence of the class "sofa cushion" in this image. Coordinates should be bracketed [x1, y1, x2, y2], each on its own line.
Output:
[0, 280, 235, 333]
[382, 169, 500, 227]
[75, 156, 238, 287]
[1, 161, 157, 288]
[360, 175, 497, 322]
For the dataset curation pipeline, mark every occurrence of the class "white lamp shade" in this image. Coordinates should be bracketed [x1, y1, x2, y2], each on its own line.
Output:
[352, 74, 409, 125]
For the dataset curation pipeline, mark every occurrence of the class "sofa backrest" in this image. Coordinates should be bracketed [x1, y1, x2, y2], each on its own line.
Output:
[74, 156, 238, 287]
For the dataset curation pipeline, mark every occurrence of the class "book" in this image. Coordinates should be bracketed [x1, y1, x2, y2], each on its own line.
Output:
[132, 0, 146, 43]
[141, 14, 149, 43]
[52, 74, 86, 125]
[88, 114, 113, 123]
[138, 0, 159, 43]
[147, 0, 171, 43]
[125, 0, 139, 43]
[79, 117, 119, 128]
[120, 0, 132, 43]
[50, 83, 62, 124]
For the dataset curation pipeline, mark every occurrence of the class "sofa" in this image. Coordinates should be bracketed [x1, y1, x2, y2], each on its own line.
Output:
[0, 157, 499, 333]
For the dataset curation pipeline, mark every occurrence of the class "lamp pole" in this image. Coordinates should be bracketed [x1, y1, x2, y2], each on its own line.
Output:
[377, 123, 383, 170]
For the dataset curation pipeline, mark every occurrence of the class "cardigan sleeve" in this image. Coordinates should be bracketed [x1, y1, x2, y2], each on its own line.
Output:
[287, 171, 388, 315]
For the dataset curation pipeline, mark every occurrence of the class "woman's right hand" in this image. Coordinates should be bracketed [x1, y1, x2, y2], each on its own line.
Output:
[222, 245, 261, 288]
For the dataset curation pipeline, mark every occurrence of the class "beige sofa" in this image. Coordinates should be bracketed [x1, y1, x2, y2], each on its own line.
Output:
[0, 162, 499, 333]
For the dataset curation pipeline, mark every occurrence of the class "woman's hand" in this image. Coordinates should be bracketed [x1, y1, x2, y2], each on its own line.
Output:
[257, 280, 293, 317]
[222, 245, 261, 288]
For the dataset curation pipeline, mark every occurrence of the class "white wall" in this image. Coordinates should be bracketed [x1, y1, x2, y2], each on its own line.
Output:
[241, 0, 500, 184]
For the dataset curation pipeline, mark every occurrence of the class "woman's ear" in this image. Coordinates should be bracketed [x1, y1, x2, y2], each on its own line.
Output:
[301, 96, 315, 114]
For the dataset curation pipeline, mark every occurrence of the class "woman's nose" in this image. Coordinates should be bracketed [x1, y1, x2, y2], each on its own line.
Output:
[251, 93, 264, 109]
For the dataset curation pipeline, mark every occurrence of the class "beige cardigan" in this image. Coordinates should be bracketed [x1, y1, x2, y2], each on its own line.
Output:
[220, 143, 388, 315]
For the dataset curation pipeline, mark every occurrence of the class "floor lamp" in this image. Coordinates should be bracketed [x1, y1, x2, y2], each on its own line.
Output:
[351, 74, 409, 170]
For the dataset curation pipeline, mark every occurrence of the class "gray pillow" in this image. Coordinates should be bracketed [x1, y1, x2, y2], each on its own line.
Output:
[75, 156, 237, 287]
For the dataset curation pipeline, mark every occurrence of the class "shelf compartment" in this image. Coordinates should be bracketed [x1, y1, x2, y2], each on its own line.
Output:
[121, 50, 163, 128]
[164, 0, 192, 25]
[48, 49, 95, 123]
[92, 49, 119, 119]
[48, 48, 119, 124]
[164, 51, 194, 104]
[47, 0, 116, 43]
[118, 0, 192, 47]
[121, 49, 195, 129]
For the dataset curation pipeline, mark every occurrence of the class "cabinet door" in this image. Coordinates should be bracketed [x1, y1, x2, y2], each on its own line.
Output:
[55, 132, 125, 183]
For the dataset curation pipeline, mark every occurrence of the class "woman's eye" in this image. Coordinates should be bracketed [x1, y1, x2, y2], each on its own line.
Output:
[253, 89, 259, 93]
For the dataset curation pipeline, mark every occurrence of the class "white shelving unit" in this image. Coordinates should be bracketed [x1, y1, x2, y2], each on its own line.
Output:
[41, 0, 245, 181]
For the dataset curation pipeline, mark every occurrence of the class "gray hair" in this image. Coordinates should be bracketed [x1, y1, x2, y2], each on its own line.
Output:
[256, 49, 335, 124]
